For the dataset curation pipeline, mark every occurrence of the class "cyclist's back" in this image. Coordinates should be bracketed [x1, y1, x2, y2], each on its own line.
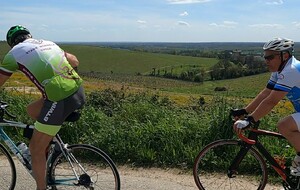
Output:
[1, 38, 82, 102]
[0, 25, 85, 190]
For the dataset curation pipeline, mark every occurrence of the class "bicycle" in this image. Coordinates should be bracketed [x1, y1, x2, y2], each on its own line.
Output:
[0, 100, 121, 190]
[193, 110, 300, 190]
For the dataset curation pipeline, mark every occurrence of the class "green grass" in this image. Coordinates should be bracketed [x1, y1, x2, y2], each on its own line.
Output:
[0, 41, 294, 185]
[60, 44, 218, 74]
[163, 73, 270, 98]
[0, 41, 218, 75]
[0, 41, 10, 62]
[0, 41, 269, 98]
[84, 72, 270, 98]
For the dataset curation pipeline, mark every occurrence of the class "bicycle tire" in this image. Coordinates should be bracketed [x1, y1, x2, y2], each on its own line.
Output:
[47, 144, 120, 190]
[193, 139, 268, 190]
[0, 143, 16, 190]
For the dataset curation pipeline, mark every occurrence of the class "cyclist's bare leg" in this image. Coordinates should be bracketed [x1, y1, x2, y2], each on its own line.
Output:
[29, 129, 53, 190]
[27, 98, 44, 120]
[277, 116, 300, 151]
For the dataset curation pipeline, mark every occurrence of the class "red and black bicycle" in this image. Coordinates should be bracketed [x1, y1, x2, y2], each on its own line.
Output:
[193, 111, 300, 190]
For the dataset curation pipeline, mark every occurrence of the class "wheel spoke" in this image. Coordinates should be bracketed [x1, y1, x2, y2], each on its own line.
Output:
[193, 140, 267, 190]
[48, 144, 120, 190]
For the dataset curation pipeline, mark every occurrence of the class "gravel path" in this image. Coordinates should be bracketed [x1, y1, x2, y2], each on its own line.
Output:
[13, 164, 197, 190]
[2, 158, 282, 190]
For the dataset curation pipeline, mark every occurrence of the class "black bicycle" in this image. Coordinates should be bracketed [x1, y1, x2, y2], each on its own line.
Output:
[193, 111, 300, 190]
[0, 101, 121, 189]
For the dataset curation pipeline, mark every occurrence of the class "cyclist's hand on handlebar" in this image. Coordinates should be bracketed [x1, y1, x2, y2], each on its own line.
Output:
[233, 116, 258, 134]
[233, 119, 249, 134]
[231, 108, 248, 121]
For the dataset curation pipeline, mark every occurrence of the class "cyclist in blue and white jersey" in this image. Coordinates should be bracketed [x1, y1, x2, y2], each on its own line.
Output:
[233, 37, 300, 176]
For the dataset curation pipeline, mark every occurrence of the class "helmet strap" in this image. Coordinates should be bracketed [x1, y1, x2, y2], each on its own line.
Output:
[278, 52, 290, 73]
[11, 34, 32, 47]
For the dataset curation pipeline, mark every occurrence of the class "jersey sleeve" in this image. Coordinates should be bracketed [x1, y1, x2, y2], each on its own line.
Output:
[0, 52, 18, 76]
[266, 72, 276, 90]
[273, 70, 295, 92]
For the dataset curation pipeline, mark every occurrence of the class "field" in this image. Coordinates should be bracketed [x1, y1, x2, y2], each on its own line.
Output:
[0, 42, 296, 182]
[0, 41, 270, 101]
[59, 44, 218, 75]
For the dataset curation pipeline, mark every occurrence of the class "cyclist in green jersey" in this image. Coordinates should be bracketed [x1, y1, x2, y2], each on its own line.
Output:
[0, 25, 85, 190]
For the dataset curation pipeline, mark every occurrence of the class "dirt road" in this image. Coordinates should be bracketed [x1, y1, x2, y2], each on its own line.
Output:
[11, 160, 281, 190]
[13, 161, 196, 190]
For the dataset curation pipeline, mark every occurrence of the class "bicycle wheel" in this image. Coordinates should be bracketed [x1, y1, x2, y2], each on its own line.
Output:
[48, 144, 120, 190]
[193, 139, 268, 190]
[0, 143, 16, 190]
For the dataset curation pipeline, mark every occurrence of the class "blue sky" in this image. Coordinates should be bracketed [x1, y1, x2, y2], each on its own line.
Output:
[1, 0, 300, 42]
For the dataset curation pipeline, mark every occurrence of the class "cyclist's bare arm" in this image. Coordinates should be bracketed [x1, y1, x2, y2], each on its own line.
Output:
[65, 52, 79, 68]
[250, 89, 287, 121]
[245, 88, 272, 113]
[0, 73, 11, 87]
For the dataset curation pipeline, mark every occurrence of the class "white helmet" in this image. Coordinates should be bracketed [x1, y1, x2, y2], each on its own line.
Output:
[263, 37, 294, 52]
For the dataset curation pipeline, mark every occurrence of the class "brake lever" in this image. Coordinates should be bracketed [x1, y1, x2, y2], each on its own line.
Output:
[0, 102, 17, 119]
[238, 132, 256, 145]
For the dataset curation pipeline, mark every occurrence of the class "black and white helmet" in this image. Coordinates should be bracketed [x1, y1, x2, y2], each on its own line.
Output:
[263, 37, 294, 53]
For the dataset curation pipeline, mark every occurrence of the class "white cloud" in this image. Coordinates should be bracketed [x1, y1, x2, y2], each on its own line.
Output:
[137, 20, 147, 29]
[265, 0, 284, 5]
[292, 22, 300, 28]
[180, 11, 189, 16]
[137, 20, 147, 24]
[167, 0, 211, 4]
[177, 21, 190, 26]
[249, 23, 284, 29]
[223, 21, 238, 25]
[209, 21, 238, 28]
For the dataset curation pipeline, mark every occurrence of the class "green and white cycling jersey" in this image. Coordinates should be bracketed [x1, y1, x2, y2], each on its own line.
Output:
[0, 38, 82, 101]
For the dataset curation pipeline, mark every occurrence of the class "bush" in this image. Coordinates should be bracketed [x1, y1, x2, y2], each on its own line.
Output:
[0, 88, 291, 170]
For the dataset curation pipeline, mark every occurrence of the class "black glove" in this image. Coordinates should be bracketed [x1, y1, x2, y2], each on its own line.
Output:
[231, 109, 248, 117]
[246, 115, 260, 128]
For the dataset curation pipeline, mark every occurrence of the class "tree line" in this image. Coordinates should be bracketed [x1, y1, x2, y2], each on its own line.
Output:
[150, 50, 267, 83]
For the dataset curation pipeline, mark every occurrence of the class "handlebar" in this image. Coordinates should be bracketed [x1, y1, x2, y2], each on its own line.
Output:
[238, 133, 256, 144]
[0, 101, 17, 121]
[230, 109, 258, 145]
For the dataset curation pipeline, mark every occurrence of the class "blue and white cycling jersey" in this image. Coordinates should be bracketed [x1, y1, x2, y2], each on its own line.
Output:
[267, 56, 300, 112]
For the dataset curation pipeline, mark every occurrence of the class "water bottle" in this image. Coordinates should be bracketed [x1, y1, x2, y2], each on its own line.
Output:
[17, 142, 32, 168]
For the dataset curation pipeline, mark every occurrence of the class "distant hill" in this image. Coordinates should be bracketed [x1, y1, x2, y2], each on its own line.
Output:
[0, 41, 219, 75]
[61, 41, 265, 49]
[59, 44, 219, 74]
[60, 41, 300, 51]
[0, 41, 286, 98]
[2, 41, 300, 76]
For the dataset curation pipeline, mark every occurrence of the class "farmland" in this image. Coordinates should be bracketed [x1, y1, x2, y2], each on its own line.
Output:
[59, 44, 219, 78]
[0, 41, 272, 100]
[0, 41, 295, 182]
[59, 43, 269, 98]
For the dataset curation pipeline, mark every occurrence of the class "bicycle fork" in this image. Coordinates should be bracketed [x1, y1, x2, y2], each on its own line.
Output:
[66, 151, 94, 187]
[227, 141, 252, 178]
[50, 135, 94, 187]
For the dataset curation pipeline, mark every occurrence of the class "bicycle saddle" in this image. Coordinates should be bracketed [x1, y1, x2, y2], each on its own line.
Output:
[65, 111, 81, 122]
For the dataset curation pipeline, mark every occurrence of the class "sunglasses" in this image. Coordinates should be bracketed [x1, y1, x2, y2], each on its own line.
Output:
[263, 54, 280, 61]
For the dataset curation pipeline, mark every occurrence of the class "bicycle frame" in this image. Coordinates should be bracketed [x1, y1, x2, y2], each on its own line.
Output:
[0, 119, 87, 187]
[0, 119, 34, 175]
[46, 134, 89, 187]
[230, 128, 295, 187]
[0, 101, 120, 189]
